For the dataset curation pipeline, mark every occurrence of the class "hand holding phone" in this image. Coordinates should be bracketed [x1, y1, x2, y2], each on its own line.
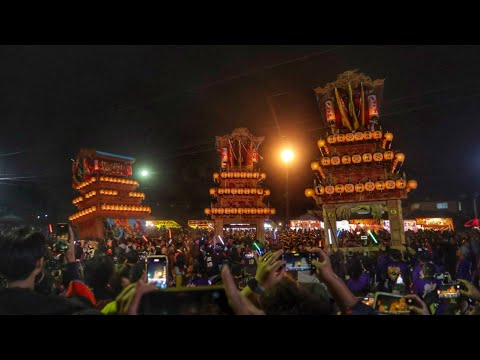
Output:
[374, 292, 413, 314]
[147, 255, 168, 289]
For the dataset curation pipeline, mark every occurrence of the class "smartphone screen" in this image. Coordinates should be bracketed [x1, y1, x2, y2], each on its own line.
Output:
[437, 284, 461, 299]
[147, 256, 168, 289]
[281, 252, 319, 272]
[374, 292, 412, 314]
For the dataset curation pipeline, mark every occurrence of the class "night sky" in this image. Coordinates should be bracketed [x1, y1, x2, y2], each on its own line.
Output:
[0, 45, 479, 224]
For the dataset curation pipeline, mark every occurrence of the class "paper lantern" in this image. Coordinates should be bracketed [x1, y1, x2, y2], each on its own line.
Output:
[314, 185, 324, 195]
[317, 139, 326, 148]
[246, 172, 253, 178]
[363, 131, 372, 140]
[270, 208, 276, 215]
[385, 180, 396, 190]
[225, 188, 231, 195]
[354, 132, 364, 141]
[365, 181, 375, 192]
[407, 180, 418, 190]
[232, 208, 238, 214]
[375, 180, 385, 191]
[373, 152, 384, 162]
[218, 208, 225, 215]
[384, 151, 394, 160]
[362, 153, 373, 162]
[325, 185, 335, 195]
[305, 188, 315, 197]
[355, 183, 365, 193]
[373, 130, 383, 140]
[331, 156, 340, 166]
[240, 172, 247, 178]
[250, 187, 257, 194]
[227, 172, 233, 178]
[238, 208, 244, 215]
[213, 173, 220, 181]
[231, 188, 238, 195]
[327, 135, 336, 144]
[321, 157, 331, 166]
[251, 208, 257, 215]
[352, 154, 362, 164]
[260, 173, 267, 180]
[209, 188, 216, 196]
[225, 208, 231, 215]
[395, 152, 405, 162]
[234, 172, 240, 178]
[345, 184, 355, 193]
[244, 188, 250, 195]
[396, 179, 406, 189]
[218, 188, 224, 195]
[345, 133, 355, 142]
[341, 155, 351, 165]
[253, 172, 259, 179]
[335, 184, 345, 193]
[244, 208, 251, 215]
[257, 188, 263, 195]
[336, 134, 345, 143]
[264, 189, 271, 196]
[237, 188, 244, 195]
[311, 161, 320, 171]
[384, 132, 393, 141]
[220, 172, 227, 179]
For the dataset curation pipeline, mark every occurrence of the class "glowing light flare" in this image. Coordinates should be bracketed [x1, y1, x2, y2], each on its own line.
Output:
[281, 148, 294, 164]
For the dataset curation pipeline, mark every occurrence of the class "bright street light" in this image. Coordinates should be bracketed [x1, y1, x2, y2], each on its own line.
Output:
[281, 149, 294, 164]
[280, 148, 294, 229]
[140, 169, 149, 177]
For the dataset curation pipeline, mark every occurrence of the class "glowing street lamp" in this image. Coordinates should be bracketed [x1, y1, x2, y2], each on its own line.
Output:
[140, 169, 150, 177]
[280, 148, 295, 227]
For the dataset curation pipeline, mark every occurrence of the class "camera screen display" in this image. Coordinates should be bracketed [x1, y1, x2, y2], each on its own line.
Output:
[359, 296, 375, 308]
[281, 252, 319, 272]
[437, 284, 461, 299]
[139, 286, 234, 315]
[374, 292, 412, 314]
[147, 256, 168, 289]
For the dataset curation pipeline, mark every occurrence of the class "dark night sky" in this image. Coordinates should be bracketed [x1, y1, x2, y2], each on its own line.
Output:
[0, 45, 479, 224]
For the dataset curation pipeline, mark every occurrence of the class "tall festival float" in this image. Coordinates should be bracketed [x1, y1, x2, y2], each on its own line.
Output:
[204, 128, 275, 243]
[304, 71, 417, 250]
[69, 149, 151, 240]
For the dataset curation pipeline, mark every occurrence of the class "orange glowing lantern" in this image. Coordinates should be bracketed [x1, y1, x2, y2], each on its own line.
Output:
[264, 189, 271, 196]
[315, 185, 325, 195]
[395, 179, 406, 189]
[327, 135, 336, 144]
[325, 185, 335, 195]
[384, 151, 394, 160]
[246, 172, 252, 179]
[311, 161, 320, 171]
[321, 157, 331, 166]
[373, 152, 384, 162]
[363, 131, 372, 140]
[385, 180, 396, 190]
[362, 153, 373, 162]
[234, 172, 240, 178]
[352, 154, 362, 164]
[305, 188, 315, 197]
[345, 133, 355, 142]
[355, 183, 365, 193]
[204, 208, 211, 215]
[244, 188, 250, 195]
[335, 184, 345, 193]
[365, 181, 375, 192]
[354, 132, 364, 141]
[209, 188, 216, 196]
[345, 184, 355, 193]
[373, 130, 383, 140]
[341, 155, 351, 165]
[240, 172, 246, 178]
[407, 180, 418, 189]
[375, 180, 385, 191]
[331, 156, 340, 166]
[336, 134, 346, 143]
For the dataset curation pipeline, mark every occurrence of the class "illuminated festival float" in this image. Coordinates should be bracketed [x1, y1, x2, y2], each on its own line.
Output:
[305, 71, 417, 250]
[204, 128, 275, 243]
[69, 149, 151, 240]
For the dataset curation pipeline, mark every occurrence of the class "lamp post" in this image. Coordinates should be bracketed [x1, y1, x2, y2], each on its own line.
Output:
[281, 148, 294, 228]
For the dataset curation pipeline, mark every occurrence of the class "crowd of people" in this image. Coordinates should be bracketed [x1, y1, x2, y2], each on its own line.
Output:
[0, 224, 479, 315]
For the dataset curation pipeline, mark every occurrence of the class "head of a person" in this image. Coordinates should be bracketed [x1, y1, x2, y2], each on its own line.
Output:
[0, 228, 47, 288]
[126, 250, 139, 264]
[259, 277, 331, 315]
[110, 263, 132, 297]
[83, 255, 114, 291]
[348, 258, 363, 281]
[421, 262, 436, 279]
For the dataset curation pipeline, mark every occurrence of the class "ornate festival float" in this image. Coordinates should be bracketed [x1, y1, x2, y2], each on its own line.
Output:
[204, 128, 275, 243]
[69, 149, 151, 240]
[304, 71, 418, 250]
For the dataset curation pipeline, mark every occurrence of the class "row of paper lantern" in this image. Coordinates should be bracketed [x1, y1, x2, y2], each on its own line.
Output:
[75, 177, 97, 189]
[68, 206, 97, 221]
[324, 130, 390, 144]
[128, 192, 145, 199]
[100, 204, 151, 212]
[99, 189, 119, 196]
[213, 172, 267, 180]
[305, 179, 418, 197]
[72, 196, 83, 205]
[205, 207, 276, 215]
[99, 176, 139, 186]
[312, 151, 404, 167]
[84, 190, 97, 199]
[209, 188, 271, 196]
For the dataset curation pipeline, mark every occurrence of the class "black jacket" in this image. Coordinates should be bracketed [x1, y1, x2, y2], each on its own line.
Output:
[0, 287, 99, 315]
